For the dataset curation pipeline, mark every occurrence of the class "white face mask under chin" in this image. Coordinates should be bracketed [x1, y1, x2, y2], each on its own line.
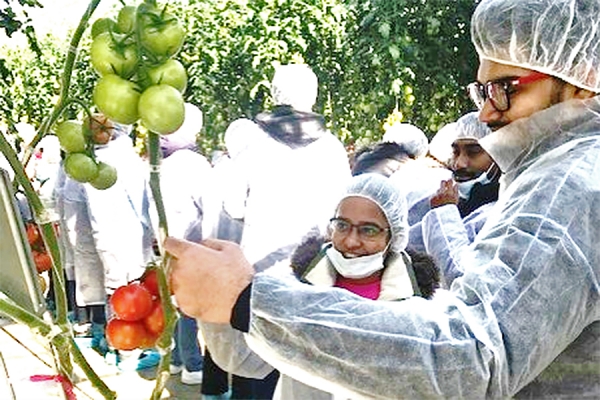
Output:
[326, 246, 385, 279]
[456, 166, 495, 199]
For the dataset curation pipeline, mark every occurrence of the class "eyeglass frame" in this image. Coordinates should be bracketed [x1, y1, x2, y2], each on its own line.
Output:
[467, 71, 550, 112]
[329, 217, 390, 241]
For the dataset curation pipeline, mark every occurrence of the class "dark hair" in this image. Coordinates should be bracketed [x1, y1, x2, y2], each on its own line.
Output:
[351, 142, 413, 177]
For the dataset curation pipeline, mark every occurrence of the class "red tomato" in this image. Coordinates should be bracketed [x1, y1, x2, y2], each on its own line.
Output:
[140, 269, 160, 297]
[106, 318, 150, 350]
[110, 283, 154, 321]
[26, 223, 41, 246]
[138, 331, 159, 350]
[143, 301, 164, 335]
[33, 251, 52, 273]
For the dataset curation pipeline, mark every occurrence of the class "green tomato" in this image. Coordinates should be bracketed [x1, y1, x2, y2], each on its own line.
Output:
[91, 17, 116, 39]
[90, 162, 118, 190]
[93, 74, 140, 125]
[138, 84, 185, 135]
[64, 153, 99, 183]
[90, 32, 138, 78]
[55, 120, 87, 153]
[140, 12, 185, 58]
[147, 59, 187, 93]
[117, 6, 137, 34]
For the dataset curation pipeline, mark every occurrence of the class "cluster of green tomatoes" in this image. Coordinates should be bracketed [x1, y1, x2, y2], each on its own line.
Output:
[55, 1, 187, 190]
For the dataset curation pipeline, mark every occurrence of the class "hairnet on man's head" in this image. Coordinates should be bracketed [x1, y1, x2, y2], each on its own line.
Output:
[472, 0, 600, 92]
[454, 111, 492, 141]
[337, 173, 408, 252]
[382, 123, 429, 158]
[429, 122, 459, 165]
[271, 64, 318, 112]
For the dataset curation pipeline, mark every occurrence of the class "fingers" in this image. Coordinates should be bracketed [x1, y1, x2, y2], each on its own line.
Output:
[163, 237, 191, 258]
[164, 236, 232, 259]
[201, 238, 240, 252]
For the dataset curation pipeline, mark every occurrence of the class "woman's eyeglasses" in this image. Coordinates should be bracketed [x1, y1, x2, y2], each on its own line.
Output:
[329, 217, 389, 240]
[467, 71, 550, 112]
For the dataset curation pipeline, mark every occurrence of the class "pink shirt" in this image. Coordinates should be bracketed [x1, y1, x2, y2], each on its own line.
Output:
[334, 275, 381, 300]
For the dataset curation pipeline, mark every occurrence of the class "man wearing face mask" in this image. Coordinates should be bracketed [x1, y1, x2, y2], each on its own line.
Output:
[421, 112, 499, 287]
[430, 111, 499, 219]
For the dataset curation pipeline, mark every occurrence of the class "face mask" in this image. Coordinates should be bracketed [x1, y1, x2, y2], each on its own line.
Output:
[326, 246, 385, 279]
[456, 164, 499, 199]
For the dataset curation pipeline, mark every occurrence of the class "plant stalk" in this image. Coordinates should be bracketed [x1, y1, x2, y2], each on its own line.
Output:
[21, 0, 103, 169]
[147, 131, 180, 400]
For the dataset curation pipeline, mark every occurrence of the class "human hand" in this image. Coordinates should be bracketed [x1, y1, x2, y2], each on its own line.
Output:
[164, 237, 254, 323]
[430, 179, 459, 208]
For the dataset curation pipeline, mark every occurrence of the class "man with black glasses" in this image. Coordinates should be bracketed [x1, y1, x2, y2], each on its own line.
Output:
[164, 0, 600, 398]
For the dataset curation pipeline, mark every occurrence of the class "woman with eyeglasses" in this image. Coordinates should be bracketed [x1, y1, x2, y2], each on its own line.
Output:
[268, 173, 440, 399]
[291, 173, 439, 302]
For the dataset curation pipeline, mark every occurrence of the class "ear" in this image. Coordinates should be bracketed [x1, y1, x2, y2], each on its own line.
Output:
[574, 87, 597, 100]
[565, 83, 597, 100]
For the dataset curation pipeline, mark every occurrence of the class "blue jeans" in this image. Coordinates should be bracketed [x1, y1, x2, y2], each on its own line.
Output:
[171, 313, 203, 372]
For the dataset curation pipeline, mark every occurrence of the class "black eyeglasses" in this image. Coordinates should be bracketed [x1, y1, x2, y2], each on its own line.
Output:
[467, 71, 550, 112]
[329, 217, 389, 240]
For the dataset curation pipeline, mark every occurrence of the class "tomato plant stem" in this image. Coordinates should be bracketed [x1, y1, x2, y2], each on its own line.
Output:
[1, 1, 121, 398]
[22, 0, 102, 170]
[147, 130, 180, 400]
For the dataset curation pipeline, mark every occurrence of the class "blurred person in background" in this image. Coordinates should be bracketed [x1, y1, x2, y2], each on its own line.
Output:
[199, 63, 351, 400]
[63, 117, 157, 370]
[419, 111, 498, 287]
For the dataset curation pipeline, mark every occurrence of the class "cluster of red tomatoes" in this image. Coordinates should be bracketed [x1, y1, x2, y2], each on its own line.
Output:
[106, 269, 165, 351]
[90, 1, 187, 136]
[25, 222, 56, 274]
[55, 114, 118, 190]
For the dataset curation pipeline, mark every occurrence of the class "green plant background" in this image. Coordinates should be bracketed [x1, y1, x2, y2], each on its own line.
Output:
[1, 0, 480, 156]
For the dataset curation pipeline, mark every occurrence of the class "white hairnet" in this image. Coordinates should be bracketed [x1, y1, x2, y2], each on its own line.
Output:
[271, 64, 318, 112]
[472, 0, 600, 93]
[224, 118, 268, 159]
[428, 122, 459, 164]
[338, 173, 408, 252]
[170, 103, 203, 142]
[454, 111, 492, 141]
[382, 123, 429, 158]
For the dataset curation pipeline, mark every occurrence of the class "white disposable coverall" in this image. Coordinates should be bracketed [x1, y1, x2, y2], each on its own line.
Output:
[242, 97, 600, 398]
[420, 202, 494, 288]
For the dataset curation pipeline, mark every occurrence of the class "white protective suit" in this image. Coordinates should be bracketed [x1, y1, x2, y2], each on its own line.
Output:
[63, 134, 154, 304]
[154, 149, 212, 241]
[420, 202, 494, 289]
[233, 119, 350, 266]
[389, 158, 452, 227]
[200, 117, 351, 398]
[239, 96, 600, 398]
